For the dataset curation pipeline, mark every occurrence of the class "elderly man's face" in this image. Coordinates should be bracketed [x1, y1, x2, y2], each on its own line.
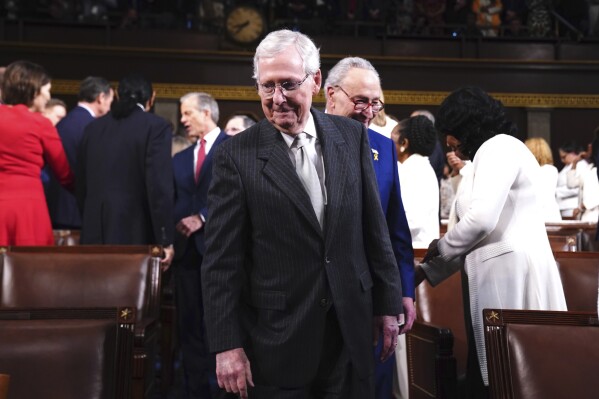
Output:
[225, 116, 246, 136]
[256, 45, 321, 135]
[180, 97, 210, 142]
[326, 67, 382, 128]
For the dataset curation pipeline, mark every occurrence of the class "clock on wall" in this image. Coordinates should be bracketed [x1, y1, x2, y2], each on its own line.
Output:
[225, 5, 267, 46]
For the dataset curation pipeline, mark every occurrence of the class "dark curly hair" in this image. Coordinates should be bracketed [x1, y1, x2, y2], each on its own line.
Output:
[396, 115, 438, 157]
[436, 86, 517, 159]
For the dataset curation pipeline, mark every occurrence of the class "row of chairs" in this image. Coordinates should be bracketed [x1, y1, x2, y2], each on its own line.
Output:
[0, 245, 167, 399]
[407, 248, 599, 399]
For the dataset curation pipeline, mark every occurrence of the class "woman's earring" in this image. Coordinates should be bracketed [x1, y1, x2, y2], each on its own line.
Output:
[399, 146, 405, 153]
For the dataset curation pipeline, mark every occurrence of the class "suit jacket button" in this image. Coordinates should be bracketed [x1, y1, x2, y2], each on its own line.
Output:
[319, 298, 328, 308]
[324, 257, 331, 264]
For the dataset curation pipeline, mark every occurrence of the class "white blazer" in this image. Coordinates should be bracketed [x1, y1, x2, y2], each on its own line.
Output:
[423, 134, 567, 385]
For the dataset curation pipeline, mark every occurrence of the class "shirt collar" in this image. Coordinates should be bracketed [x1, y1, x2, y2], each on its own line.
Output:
[78, 103, 95, 118]
[198, 126, 221, 147]
[280, 112, 317, 149]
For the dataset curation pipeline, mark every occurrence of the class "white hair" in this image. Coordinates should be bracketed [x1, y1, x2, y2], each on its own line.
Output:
[324, 57, 381, 100]
[253, 29, 320, 81]
[180, 92, 220, 124]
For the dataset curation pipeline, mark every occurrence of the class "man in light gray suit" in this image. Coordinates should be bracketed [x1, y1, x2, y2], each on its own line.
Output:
[201, 29, 403, 399]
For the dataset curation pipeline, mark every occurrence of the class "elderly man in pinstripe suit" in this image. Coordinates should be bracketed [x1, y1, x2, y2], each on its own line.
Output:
[201, 29, 403, 399]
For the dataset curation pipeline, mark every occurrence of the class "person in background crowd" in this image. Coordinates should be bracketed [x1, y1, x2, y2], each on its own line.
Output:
[369, 92, 398, 139]
[172, 92, 229, 399]
[410, 109, 444, 184]
[45, 76, 114, 230]
[566, 134, 599, 223]
[556, 141, 589, 218]
[224, 114, 256, 136]
[41, 98, 67, 126]
[417, 86, 567, 399]
[472, 0, 503, 36]
[0, 60, 73, 245]
[172, 133, 193, 156]
[201, 29, 403, 399]
[76, 73, 174, 267]
[393, 115, 440, 248]
[524, 137, 562, 222]
[324, 56, 415, 399]
[439, 161, 456, 219]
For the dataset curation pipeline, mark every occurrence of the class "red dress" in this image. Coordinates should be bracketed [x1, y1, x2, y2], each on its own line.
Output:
[0, 104, 73, 245]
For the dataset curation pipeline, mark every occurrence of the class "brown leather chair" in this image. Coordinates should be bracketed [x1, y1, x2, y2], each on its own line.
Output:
[0, 246, 162, 399]
[407, 249, 467, 399]
[0, 307, 135, 399]
[484, 308, 599, 399]
[554, 251, 599, 311]
[0, 374, 9, 399]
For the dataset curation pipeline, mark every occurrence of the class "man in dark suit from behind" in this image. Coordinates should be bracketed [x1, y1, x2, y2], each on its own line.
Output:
[201, 29, 403, 399]
[45, 76, 113, 229]
[172, 92, 229, 399]
[324, 56, 415, 399]
[76, 74, 174, 267]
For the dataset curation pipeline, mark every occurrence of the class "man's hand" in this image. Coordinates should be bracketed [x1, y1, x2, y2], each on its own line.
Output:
[216, 348, 254, 399]
[399, 297, 416, 334]
[160, 245, 174, 272]
[372, 315, 400, 362]
[176, 214, 203, 237]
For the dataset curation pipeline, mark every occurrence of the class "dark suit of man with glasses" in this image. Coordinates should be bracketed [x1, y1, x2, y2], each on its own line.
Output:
[201, 30, 404, 399]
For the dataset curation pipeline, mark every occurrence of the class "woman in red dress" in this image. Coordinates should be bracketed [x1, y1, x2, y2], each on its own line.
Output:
[0, 60, 73, 245]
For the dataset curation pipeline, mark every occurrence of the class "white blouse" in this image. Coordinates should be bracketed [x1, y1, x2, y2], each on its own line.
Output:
[538, 164, 562, 222]
[557, 160, 589, 216]
[566, 164, 599, 222]
[397, 154, 440, 248]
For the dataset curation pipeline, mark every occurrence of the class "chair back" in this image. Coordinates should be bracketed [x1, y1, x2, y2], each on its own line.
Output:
[554, 251, 599, 311]
[0, 307, 134, 399]
[484, 309, 599, 399]
[0, 246, 162, 322]
[407, 249, 467, 399]
[0, 374, 9, 399]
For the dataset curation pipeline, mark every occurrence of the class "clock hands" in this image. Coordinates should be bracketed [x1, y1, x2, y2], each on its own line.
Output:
[232, 20, 250, 34]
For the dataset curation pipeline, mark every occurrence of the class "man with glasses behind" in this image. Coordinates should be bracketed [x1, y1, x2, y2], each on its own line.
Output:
[201, 30, 404, 399]
[325, 57, 415, 399]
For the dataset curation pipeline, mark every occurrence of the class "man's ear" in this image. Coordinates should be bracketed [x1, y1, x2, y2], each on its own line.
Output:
[312, 69, 322, 96]
[146, 90, 156, 110]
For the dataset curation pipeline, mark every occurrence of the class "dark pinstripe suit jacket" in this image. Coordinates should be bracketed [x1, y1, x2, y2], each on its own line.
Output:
[201, 108, 402, 387]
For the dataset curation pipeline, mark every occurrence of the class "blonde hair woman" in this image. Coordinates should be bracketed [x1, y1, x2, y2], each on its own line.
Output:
[525, 137, 562, 222]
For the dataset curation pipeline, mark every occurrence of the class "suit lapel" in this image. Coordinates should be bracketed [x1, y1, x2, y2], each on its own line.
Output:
[198, 130, 227, 186]
[312, 110, 350, 249]
[258, 121, 323, 236]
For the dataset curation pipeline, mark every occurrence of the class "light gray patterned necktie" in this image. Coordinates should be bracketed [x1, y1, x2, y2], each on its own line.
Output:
[293, 132, 325, 228]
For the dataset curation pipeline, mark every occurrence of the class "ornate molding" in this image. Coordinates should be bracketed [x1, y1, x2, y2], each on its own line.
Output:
[52, 80, 599, 109]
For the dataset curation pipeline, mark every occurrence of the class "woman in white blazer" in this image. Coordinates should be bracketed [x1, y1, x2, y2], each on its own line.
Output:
[417, 87, 567, 398]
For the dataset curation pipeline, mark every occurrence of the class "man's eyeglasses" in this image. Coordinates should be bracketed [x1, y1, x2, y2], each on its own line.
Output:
[336, 86, 384, 113]
[256, 74, 311, 98]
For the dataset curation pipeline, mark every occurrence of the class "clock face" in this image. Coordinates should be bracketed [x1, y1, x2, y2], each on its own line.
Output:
[226, 6, 265, 44]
